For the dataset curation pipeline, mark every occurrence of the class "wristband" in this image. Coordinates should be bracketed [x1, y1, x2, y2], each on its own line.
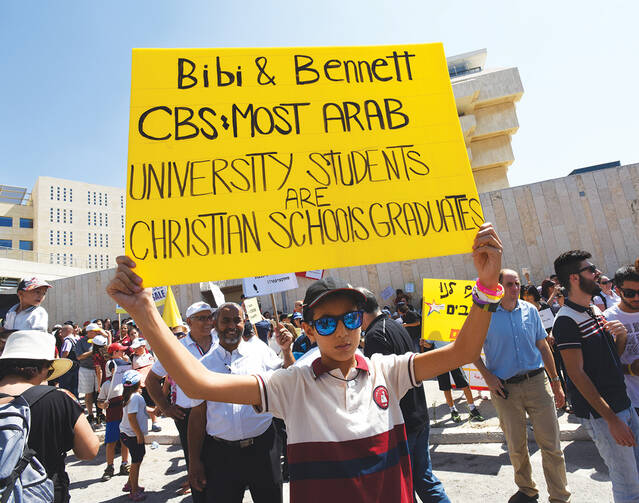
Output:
[628, 364, 636, 377]
[473, 284, 504, 304]
[550, 376, 561, 383]
[476, 280, 505, 299]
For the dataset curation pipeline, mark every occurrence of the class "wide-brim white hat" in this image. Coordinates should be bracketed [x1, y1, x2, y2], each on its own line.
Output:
[0, 330, 72, 381]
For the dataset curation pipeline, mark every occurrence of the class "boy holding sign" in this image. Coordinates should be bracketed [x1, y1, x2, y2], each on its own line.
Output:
[106, 223, 502, 501]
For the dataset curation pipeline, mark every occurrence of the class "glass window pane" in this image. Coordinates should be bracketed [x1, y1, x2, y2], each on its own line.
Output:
[19, 240, 33, 251]
[19, 218, 33, 228]
[0, 217, 12, 227]
[0, 239, 11, 248]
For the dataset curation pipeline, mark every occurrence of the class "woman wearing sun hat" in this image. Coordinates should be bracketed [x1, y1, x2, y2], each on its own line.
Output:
[0, 330, 99, 503]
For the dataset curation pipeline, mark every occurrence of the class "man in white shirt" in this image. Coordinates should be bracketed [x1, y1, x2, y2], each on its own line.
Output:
[187, 302, 293, 502]
[146, 301, 217, 501]
[58, 324, 80, 397]
[2, 277, 51, 332]
[604, 265, 639, 415]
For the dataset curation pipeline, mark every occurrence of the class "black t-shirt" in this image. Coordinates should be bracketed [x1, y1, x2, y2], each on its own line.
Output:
[553, 300, 630, 419]
[364, 314, 428, 433]
[402, 310, 422, 340]
[28, 387, 83, 495]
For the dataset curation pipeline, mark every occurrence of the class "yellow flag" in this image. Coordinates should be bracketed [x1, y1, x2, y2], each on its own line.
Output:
[162, 286, 183, 328]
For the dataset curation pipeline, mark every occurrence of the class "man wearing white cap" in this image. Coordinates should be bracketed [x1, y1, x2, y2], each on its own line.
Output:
[0, 330, 99, 502]
[1, 277, 51, 332]
[146, 301, 217, 500]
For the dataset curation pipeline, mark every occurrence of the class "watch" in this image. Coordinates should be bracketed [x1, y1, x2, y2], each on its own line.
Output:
[550, 376, 561, 383]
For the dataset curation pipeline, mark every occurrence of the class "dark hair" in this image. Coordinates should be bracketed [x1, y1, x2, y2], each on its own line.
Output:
[122, 382, 140, 407]
[540, 279, 556, 300]
[357, 287, 379, 314]
[554, 250, 592, 292]
[0, 359, 50, 381]
[524, 285, 541, 302]
[613, 265, 639, 288]
[398, 304, 409, 314]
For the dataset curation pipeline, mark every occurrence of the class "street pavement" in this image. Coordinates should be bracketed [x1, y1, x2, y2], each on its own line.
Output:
[68, 380, 614, 502]
[67, 440, 613, 502]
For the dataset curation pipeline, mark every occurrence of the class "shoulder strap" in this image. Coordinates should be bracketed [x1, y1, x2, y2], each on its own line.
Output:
[21, 385, 57, 407]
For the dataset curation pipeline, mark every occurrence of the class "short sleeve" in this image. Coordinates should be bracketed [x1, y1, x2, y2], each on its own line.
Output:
[371, 353, 418, 400]
[28, 307, 48, 331]
[97, 382, 110, 401]
[530, 307, 547, 341]
[61, 338, 72, 354]
[254, 366, 300, 419]
[553, 316, 582, 350]
[151, 357, 166, 378]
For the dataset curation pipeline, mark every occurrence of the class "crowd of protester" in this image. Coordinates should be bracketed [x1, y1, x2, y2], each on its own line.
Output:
[1, 228, 639, 502]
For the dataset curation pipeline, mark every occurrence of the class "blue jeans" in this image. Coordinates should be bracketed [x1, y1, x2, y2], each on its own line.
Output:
[578, 407, 639, 503]
[406, 424, 451, 503]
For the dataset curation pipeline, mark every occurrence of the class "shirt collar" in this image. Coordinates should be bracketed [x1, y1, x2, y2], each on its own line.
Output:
[365, 313, 388, 332]
[214, 339, 247, 358]
[496, 299, 522, 312]
[311, 353, 369, 379]
[565, 299, 588, 312]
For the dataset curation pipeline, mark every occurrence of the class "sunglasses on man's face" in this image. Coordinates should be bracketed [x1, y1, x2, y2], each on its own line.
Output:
[578, 264, 598, 274]
[620, 288, 639, 299]
[309, 310, 363, 336]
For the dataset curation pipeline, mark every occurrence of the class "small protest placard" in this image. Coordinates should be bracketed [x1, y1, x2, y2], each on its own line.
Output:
[244, 297, 263, 324]
[242, 273, 298, 297]
[381, 286, 395, 301]
[125, 43, 483, 286]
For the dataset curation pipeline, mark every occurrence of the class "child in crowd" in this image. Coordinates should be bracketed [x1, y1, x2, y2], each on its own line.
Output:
[97, 342, 132, 481]
[107, 223, 502, 502]
[130, 339, 161, 432]
[92, 334, 109, 426]
[120, 370, 149, 501]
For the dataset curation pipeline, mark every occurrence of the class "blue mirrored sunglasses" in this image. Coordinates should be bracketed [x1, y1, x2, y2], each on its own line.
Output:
[309, 310, 363, 336]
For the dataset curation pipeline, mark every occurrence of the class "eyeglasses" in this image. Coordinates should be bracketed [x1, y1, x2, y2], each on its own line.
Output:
[191, 314, 214, 322]
[620, 288, 639, 298]
[578, 264, 597, 274]
[309, 310, 363, 336]
[599, 280, 611, 285]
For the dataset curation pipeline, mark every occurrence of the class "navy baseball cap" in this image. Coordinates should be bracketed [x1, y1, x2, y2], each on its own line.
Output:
[302, 277, 365, 321]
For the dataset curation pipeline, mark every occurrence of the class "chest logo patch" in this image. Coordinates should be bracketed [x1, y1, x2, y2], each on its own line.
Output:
[373, 385, 389, 410]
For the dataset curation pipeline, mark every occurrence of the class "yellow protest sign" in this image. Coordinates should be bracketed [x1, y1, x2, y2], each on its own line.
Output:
[421, 278, 475, 341]
[126, 44, 483, 287]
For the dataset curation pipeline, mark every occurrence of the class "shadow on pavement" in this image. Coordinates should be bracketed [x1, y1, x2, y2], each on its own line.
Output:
[430, 444, 511, 476]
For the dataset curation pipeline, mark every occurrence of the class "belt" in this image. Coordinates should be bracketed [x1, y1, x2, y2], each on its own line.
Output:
[503, 368, 544, 384]
[209, 435, 257, 448]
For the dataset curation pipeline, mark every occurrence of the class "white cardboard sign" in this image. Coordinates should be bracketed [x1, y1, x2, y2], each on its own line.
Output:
[242, 273, 299, 297]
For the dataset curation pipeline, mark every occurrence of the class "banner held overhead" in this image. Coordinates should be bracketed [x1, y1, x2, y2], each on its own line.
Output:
[126, 44, 483, 286]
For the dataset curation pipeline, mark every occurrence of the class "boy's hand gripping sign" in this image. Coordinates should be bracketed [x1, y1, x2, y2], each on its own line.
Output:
[126, 44, 484, 286]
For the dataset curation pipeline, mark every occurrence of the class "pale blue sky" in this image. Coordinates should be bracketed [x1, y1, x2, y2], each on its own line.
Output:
[2, 1, 637, 191]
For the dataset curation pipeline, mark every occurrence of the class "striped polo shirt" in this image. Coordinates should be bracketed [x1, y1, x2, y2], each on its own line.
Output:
[255, 352, 417, 502]
[553, 299, 630, 418]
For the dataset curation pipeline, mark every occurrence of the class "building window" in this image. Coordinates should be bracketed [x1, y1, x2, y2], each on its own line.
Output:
[0, 239, 11, 248]
[69, 253, 73, 266]
[105, 234, 109, 247]
[93, 193, 96, 206]
[121, 215, 124, 228]
[49, 230, 54, 245]
[56, 187, 60, 201]
[93, 213, 97, 227]
[87, 192, 91, 204]
[19, 240, 33, 251]
[99, 193, 102, 206]
[62, 210, 67, 224]
[106, 255, 110, 267]
[50, 186, 54, 200]
[69, 232, 73, 246]
[0, 217, 12, 227]
[69, 209, 73, 224]
[63, 188, 67, 202]
[121, 234, 125, 248]
[19, 218, 33, 228]
[56, 209, 60, 223]
[120, 195, 124, 209]
[105, 193, 108, 206]
[49, 253, 53, 264]
[69, 188, 73, 203]
[49, 208, 53, 222]
[105, 214, 108, 226]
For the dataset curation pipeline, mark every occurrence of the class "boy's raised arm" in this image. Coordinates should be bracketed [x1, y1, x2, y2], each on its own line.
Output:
[106, 256, 261, 406]
[414, 223, 502, 382]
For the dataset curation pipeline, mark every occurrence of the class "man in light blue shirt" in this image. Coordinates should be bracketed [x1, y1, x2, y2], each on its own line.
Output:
[474, 269, 569, 503]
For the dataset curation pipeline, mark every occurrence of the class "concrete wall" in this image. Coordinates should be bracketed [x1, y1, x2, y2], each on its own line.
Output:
[43, 164, 639, 326]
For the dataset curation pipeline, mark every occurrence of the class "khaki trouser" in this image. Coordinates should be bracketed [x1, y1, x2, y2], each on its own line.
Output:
[491, 371, 571, 503]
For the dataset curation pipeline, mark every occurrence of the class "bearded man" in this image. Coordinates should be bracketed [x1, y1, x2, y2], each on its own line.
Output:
[553, 251, 639, 502]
